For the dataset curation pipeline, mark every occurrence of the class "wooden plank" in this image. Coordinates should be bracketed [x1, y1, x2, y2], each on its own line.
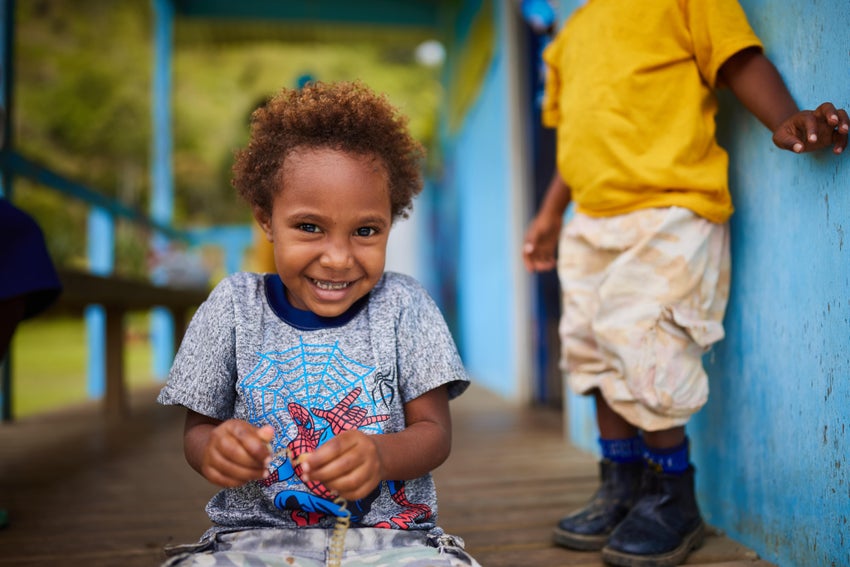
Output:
[0, 388, 215, 567]
[431, 386, 776, 567]
[0, 383, 777, 566]
[104, 307, 127, 419]
[45, 268, 209, 418]
[54, 269, 208, 313]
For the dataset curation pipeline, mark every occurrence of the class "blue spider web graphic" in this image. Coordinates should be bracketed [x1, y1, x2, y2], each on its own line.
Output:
[239, 338, 383, 442]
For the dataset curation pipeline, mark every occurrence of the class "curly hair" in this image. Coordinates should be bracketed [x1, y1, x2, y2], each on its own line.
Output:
[232, 81, 425, 221]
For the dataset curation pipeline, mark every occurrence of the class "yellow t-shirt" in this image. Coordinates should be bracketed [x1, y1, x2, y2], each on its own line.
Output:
[542, 0, 763, 223]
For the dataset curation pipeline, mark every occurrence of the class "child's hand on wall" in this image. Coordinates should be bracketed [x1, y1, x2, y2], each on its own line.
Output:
[772, 102, 849, 154]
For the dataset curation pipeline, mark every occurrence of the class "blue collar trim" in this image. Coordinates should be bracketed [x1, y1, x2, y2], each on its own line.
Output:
[264, 273, 368, 330]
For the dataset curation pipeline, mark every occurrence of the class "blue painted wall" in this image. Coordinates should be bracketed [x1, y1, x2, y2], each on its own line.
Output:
[692, 1, 850, 565]
[455, 70, 517, 399]
[544, 0, 849, 565]
[443, 0, 524, 399]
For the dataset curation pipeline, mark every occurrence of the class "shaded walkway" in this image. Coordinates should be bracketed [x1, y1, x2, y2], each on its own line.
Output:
[0, 384, 773, 566]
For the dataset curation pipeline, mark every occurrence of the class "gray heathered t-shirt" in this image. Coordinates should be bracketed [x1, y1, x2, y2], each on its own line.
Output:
[158, 271, 469, 536]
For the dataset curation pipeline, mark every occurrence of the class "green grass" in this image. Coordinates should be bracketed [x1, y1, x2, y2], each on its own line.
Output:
[10, 314, 159, 417]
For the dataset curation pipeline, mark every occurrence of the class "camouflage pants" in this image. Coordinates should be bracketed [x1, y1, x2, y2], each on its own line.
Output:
[162, 527, 481, 567]
[558, 207, 730, 431]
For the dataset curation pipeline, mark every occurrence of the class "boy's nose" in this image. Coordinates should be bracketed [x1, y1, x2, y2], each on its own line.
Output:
[319, 238, 354, 269]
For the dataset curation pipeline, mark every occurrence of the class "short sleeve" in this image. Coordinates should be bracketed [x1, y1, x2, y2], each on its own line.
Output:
[540, 31, 565, 128]
[391, 279, 469, 403]
[157, 277, 238, 420]
[685, 0, 763, 87]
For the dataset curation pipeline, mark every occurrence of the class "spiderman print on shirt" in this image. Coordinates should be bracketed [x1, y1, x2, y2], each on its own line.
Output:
[240, 338, 433, 528]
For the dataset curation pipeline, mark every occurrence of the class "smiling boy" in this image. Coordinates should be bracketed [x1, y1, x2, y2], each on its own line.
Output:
[158, 81, 480, 567]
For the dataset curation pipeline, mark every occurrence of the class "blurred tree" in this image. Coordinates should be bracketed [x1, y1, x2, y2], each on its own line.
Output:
[13, 0, 442, 274]
[15, 0, 152, 275]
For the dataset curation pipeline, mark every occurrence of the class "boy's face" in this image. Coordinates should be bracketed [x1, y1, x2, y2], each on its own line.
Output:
[256, 148, 392, 318]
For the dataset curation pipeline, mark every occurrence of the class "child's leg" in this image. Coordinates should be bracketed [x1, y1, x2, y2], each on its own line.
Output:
[602, 426, 704, 567]
[552, 215, 646, 551]
[555, 208, 729, 563]
[643, 426, 686, 452]
[595, 389, 638, 439]
[553, 391, 643, 550]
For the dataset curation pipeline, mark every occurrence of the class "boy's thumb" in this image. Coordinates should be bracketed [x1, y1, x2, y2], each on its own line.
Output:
[258, 425, 275, 442]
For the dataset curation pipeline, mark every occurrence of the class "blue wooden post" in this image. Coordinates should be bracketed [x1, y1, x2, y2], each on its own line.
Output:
[150, 0, 175, 380]
[85, 207, 114, 399]
[0, 0, 13, 188]
[0, 0, 14, 421]
[187, 225, 254, 276]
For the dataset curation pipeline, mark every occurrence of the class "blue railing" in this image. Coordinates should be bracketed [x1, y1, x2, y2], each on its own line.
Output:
[0, 150, 189, 241]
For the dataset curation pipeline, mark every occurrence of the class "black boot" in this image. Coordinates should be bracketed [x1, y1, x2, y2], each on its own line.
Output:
[553, 459, 643, 550]
[601, 465, 704, 567]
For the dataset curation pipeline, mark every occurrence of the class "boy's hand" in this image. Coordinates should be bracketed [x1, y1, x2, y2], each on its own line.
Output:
[201, 419, 275, 488]
[523, 213, 562, 273]
[772, 102, 849, 155]
[298, 430, 383, 501]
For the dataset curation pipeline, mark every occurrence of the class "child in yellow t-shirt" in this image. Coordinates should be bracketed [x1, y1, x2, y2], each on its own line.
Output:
[523, 1, 848, 566]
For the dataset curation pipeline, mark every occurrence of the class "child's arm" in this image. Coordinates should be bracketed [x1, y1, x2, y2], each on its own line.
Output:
[719, 47, 849, 154]
[297, 385, 452, 501]
[523, 171, 572, 273]
[183, 409, 275, 487]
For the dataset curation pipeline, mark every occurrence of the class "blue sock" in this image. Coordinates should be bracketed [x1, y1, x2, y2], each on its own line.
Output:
[643, 438, 690, 474]
[599, 436, 644, 464]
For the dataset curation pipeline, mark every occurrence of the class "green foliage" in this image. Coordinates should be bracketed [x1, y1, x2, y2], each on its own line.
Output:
[16, 0, 153, 276]
[14, 0, 442, 256]
[16, 0, 152, 193]
[11, 315, 156, 417]
[9, 2, 443, 417]
[171, 36, 441, 225]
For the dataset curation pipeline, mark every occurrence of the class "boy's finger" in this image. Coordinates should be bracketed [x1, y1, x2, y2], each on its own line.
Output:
[835, 109, 849, 154]
[302, 435, 345, 471]
[803, 112, 819, 145]
[226, 422, 275, 462]
[220, 434, 267, 469]
[298, 442, 347, 483]
[522, 242, 536, 272]
[234, 424, 264, 449]
[832, 130, 847, 155]
[258, 424, 276, 442]
[206, 447, 269, 485]
[772, 126, 804, 153]
[815, 102, 838, 125]
[836, 108, 850, 134]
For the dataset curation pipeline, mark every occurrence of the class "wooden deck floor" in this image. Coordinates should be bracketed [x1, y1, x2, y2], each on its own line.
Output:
[0, 384, 774, 566]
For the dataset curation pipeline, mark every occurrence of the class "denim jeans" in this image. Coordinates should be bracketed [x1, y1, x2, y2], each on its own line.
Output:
[163, 526, 481, 567]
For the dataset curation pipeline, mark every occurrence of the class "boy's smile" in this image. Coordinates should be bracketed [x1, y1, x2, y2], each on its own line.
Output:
[257, 148, 392, 318]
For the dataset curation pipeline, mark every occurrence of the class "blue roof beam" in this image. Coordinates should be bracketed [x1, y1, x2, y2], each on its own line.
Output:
[172, 0, 449, 31]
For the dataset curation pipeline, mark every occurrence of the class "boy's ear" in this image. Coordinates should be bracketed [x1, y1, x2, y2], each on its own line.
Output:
[253, 207, 273, 241]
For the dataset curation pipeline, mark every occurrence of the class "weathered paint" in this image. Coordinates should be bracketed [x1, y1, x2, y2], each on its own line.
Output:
[454, 55, 519, 399]
[692, 2, 850, 565]
[446, 0, 531, 400]
[151, 0, 176, 380]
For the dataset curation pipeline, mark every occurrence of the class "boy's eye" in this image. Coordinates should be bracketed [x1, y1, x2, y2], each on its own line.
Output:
[298, 223, 320, 233]
[355, 227, 377, 237]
